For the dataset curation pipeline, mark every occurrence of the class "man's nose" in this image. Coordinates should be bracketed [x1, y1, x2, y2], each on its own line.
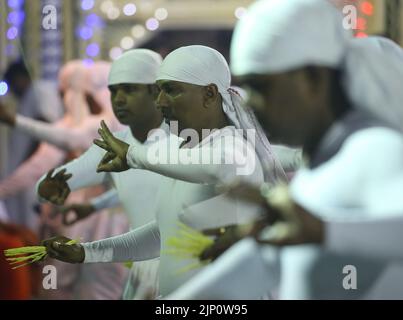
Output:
[155, 90, 168, 109]
[115, 90, 126, 104]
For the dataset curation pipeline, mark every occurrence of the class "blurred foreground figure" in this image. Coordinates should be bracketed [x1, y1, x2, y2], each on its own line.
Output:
[168, 0, 403, 300]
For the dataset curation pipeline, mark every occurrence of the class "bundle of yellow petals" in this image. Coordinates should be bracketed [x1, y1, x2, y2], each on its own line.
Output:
[4, 239, 78, 270]
[165, 222, 214, 274]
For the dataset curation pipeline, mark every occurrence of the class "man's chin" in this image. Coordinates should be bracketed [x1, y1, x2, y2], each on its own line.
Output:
[117, 117, 131, 125]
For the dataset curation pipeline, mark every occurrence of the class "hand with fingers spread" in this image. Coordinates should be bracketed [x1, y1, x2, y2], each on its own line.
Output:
[58, 203, 96, 226]
[0, 102, 16, 126]
[38, 169, 72, 205]
[94, 120, 130, 173]
[41, 236, 85, 264]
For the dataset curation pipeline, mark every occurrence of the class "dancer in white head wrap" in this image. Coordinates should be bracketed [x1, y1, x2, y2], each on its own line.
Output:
[39, 45, 300, 298]
[155, 45, 293, 182]
[169, 1, 403, 299]
[37, 49, 166, 300]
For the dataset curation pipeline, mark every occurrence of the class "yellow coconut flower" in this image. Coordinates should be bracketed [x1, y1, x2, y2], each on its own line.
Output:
[4, 239, 78, 270]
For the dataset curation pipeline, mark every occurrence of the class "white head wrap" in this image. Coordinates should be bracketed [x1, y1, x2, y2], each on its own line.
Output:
[156, 45, 288, 183]
[231, 0, 351, 75]
[231, 0, 403, 131]
[343, 37, 403, 130]
[108, 49, 163, 85]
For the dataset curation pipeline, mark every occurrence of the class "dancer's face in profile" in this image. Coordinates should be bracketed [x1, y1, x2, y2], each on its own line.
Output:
[155, 80, 220, 135]
[109, 83, 159, 126]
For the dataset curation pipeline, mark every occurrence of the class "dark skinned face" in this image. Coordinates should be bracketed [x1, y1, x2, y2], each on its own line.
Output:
[155, 80, 206, 134]
[109, 83, 158, 126]
[236, 69, 330, 146]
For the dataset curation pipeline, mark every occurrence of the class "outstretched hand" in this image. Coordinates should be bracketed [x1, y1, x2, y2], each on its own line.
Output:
[38, 169, 72, 205]
[41, 236, 85, 264]
[94, 120, 130, 172]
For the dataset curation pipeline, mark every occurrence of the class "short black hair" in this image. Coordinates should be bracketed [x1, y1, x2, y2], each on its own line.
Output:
[4, 61, 30, 83]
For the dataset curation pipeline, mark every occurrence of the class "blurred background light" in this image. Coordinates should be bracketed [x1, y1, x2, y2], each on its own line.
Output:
[123, 4, 137, 16]
[146, 18, 159, 31]
[0, 82, 9, 96]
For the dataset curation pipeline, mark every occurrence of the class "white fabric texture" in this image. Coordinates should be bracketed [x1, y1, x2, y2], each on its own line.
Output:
[123, 258, 160, 300]
[90, 189, 121, 211]
[342, 37, 403, 131]
[166, 238, 278, 300]
[156, 45, 288, 183]
[108, 49, 163, 85]
[85, 125, 265, 297]
[325, 217, 403, 262]
[83, 221, 161, 262]
[127, 126, 259, 185]
[36, 127, 166, 228]
[290, 127, 403, 219]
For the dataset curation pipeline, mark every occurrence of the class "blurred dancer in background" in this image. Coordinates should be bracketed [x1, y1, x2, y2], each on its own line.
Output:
[0, 60, 128, 299]
[0, 61, 63, 230]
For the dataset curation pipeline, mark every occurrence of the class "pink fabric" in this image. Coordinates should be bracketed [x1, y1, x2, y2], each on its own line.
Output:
[0, 61, 129, 299]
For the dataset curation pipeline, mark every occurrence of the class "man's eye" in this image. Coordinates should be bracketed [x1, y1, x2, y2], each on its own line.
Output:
[122, 86, 133, 92]
[166, 87, 178, 95]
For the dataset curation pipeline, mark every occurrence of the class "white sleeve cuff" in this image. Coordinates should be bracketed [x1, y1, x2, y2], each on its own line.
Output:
[126, 143, 142, 169]
[82, 242, 114, 263]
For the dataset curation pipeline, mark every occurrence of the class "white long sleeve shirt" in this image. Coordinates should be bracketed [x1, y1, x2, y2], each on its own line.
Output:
[81, 126, 266, 297]
[36, 126, 167, 230]
[15, 113, 124, 153]
[167, 111, 403, 300]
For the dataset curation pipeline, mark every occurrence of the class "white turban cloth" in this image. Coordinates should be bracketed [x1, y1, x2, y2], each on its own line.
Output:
[156, 45, 288, 183]
[231, 0, 403, 132]
[108, 49, 163, 86]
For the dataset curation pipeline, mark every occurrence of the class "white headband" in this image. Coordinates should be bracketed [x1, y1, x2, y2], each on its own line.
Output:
[108, 49, 162, 85]
[231, 0, 351, 76]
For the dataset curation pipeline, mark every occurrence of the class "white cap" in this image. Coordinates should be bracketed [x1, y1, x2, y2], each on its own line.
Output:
[108, 49, 163, 85]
